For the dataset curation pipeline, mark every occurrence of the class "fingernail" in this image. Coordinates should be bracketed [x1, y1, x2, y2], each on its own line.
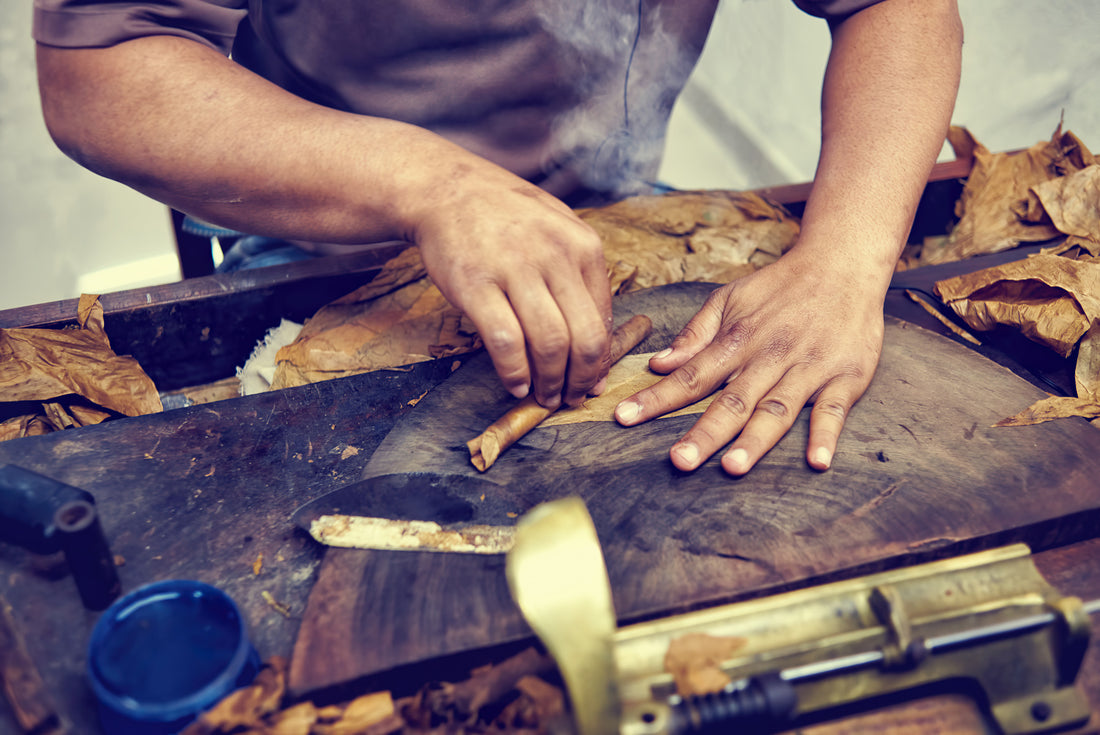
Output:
[538, 394, 561, 411]
[726, 447, 749, 474]
[674, 443, 699, 467]
[510, 383, 529, 400]
[590, 377, 608, 396]
[615, 400, 641, 424]
[812, 446, 832, 469]
[653, 348, 673, 360]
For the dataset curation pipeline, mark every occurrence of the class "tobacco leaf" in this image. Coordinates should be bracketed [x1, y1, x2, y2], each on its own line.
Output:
[663, 631, 748, 698]
[0, 295, 162, 440]
[933, 254, 1100, 358]
[310, 692, 396, 735]
[921, 124, 1096, 266]
[936, 257, 1100, 426]
[270, 191, 799, 390]
[994, 396, 1100, 428]
[1026, 164, 1100, 248]
[540, 353, 716, 428]
[181, 657, 287, 735]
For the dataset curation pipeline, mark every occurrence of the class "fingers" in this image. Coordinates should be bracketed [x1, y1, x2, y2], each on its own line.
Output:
[805, 384, 858, 471]
[619, 333, 870, 476]
[616, 313, 751, 427]
[722, 377, 863, 475]
[459, 285, 532, 400]
[558, 227, 613, 406]
[504, 272, 607, 410]
[419, 186, 609, 408]
[671, 369, 865, 476]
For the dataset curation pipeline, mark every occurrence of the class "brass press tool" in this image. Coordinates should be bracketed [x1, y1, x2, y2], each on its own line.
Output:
[507, 498, 1096, 735]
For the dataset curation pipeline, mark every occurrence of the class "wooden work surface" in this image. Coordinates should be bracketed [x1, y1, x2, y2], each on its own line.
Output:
[0, 279, 1098, 734]
[1, 159, 1099, 732]
[288, 283, 1100, 703]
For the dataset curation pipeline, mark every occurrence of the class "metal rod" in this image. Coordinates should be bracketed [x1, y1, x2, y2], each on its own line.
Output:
[777, 597, 1099, 684]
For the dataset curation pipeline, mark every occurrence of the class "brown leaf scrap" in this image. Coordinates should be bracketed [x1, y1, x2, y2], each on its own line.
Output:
[936, 257, 1100, 426]
[663, 632, 747, 698]
[270, 191, 799, 389]
[0, 295, 162, 440]
[1027, 164, 1100, 253]
[934, 255, 1099, 357]
[922, 124, 1096, 265]
[182, 657, 287, 735]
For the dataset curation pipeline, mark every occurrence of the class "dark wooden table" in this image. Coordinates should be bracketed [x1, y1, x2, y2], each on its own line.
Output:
[1, 162, 1097, 735]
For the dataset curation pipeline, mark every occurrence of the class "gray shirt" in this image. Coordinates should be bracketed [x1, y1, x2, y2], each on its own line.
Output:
[33, 0, 882, 205]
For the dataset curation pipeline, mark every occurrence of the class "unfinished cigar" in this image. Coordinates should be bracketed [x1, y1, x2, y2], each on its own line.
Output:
[467, 314, 653, 471]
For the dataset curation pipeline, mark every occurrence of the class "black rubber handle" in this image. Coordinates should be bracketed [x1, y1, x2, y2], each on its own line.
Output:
[0, 464, 95, 555]
[670, 674, 797, 734]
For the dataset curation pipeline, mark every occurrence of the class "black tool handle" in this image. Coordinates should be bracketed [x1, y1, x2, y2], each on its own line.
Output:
[0, 464, 94, 555]
[670, 674, 797, 734]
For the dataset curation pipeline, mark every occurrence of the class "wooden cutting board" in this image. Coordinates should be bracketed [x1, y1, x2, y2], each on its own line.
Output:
[289, 282, 1100, 698]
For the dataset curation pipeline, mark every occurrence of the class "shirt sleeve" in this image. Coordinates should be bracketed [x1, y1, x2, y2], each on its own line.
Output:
[790, 0, 887, 21]
[32, 0, 248, 56]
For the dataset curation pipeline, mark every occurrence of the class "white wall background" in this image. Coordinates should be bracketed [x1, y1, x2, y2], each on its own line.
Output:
[2, 1, 1098, 311]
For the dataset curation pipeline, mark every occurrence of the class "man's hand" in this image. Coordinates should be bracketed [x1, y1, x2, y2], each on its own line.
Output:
[614, 251, 884, 474]
[616, 0, 962, 475]
[36, 37, 612, 410]
[412, 164, 612, 409]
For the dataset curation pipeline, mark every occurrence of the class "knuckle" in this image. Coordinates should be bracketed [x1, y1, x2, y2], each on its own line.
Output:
[713, 389, 751, 417]
[670, 362, 707, 394]
[481, 326, 524, 357]
[572, 331, 608, 366]
[685, 423, 722, 450]
[756, 396, 793, 420]
[671, 323, 705, 350]
[529, 331, 569, 362]
[574, 224, 603, 255]
[812, 398, 850, 421]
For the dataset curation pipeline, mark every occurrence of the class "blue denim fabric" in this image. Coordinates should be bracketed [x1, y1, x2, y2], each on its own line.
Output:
[215, 236, 317, 273]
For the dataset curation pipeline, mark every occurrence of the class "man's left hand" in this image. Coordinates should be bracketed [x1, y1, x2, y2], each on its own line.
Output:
[614, 250, 885, 475]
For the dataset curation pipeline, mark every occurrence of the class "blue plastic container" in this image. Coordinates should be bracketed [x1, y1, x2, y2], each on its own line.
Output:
[86, 580, 261, 735]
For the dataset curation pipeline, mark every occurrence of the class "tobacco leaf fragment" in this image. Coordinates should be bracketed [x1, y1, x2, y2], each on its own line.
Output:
[0, 295, 162, 440]
[934, 255, 1100, 358]
[922, 124, 1096, 265]
[663, 632, 748, 698]
[181, 657, 287, 735]
[994, 396, 1100, 427]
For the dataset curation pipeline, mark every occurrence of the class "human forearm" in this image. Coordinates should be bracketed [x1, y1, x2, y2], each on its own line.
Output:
[37, 35, 612, 408]
[796, 0, 963, 287]
[37, 36, 504, 245]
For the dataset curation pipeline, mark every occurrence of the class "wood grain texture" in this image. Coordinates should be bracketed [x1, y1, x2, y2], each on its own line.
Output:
[290, 283, 1100, 700]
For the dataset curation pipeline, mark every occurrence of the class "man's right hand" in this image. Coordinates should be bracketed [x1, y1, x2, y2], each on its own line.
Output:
[409, 160, 613, 410]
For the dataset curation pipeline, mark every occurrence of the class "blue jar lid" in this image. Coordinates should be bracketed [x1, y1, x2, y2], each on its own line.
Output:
[87, 580, 259, 735]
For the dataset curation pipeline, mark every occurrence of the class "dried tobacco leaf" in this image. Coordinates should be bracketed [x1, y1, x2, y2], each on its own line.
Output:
[922, 124, 1096, 265]
[181, 657, 287, 735]
[270, 191, 799, 390]
[663, 631, 747, 697]
[933, 254, 1100, 357]
[936, 257, 1100, 426]
[994, 396, 1100, 427]
[0, 295, 162, 440]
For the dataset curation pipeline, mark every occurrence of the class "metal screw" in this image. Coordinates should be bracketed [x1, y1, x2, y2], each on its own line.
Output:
[1030, 701, 1052, 722]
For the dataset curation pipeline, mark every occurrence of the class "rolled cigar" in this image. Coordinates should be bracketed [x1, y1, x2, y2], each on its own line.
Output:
[467, 314, 652, 471]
